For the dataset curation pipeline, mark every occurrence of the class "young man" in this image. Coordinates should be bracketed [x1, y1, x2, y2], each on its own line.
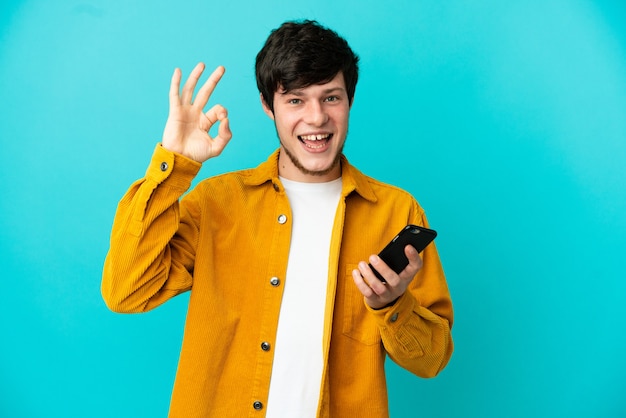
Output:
[102, 20, 453, 418]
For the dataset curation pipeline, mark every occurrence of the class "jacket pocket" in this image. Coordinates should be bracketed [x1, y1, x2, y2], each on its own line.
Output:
[342, 264, 382, 346]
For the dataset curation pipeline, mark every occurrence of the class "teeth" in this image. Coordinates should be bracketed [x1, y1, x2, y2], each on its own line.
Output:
[300, 134, 330, 141]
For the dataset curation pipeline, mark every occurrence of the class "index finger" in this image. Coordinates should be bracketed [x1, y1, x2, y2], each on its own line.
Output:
[193, 66, 226, 110]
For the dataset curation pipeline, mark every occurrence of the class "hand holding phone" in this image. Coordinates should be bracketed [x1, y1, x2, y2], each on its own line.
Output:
[369, 225, 437, 283]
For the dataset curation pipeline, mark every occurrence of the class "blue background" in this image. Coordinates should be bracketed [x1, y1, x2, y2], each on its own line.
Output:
[1, 1, 625, 416]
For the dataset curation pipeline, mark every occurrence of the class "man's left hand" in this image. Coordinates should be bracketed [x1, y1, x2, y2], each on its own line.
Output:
[352, 245, 423, 310]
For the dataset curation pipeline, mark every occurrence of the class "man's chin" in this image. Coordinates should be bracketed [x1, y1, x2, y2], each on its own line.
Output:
[298, 153, 342, 175]
[283, 149, 340, 177]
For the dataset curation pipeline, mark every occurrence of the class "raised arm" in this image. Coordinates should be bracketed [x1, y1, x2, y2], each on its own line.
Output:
[102, 63, 232, 313]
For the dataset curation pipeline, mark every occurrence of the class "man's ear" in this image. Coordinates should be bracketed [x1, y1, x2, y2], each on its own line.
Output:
[260, 93, 275, 120]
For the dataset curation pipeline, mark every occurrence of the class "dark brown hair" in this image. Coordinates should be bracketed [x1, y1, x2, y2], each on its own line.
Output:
[255, 20, 360, 112]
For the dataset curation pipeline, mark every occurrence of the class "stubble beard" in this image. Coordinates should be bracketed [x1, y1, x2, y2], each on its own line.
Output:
[279, 137, 345, 178]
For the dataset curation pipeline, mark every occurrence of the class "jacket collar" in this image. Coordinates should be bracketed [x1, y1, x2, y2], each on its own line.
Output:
[243, 149, 378, 203]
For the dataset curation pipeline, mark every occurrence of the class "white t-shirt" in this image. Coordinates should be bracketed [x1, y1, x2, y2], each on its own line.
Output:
[265, 177, 342, 418]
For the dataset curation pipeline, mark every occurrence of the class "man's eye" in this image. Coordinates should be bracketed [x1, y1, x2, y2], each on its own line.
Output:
[289, 99, 302, 105]
[325, 96, 338, 102]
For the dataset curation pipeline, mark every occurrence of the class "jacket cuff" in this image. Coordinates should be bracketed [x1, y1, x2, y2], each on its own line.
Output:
[366, 291, 417, 329]
[145, 144, 202, 190]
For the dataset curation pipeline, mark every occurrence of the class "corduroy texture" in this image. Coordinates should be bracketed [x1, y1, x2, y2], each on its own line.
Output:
[102, 145, 454, 418]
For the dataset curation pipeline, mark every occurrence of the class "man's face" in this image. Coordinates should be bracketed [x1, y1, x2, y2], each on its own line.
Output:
[262, 72, 352, 183]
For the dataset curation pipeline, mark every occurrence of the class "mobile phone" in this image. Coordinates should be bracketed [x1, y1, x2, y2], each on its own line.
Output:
[369, 224, 437, 282]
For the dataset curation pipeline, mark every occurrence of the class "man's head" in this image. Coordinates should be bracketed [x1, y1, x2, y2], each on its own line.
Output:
[256, 20, 360, 182]
[255, 20, 360, 113]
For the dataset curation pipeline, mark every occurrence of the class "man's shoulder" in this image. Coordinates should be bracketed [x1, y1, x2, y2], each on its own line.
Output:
[196, 166, 262, 188]
[344, 159, 417, 202]
[194, 151, 278, 192]
[363, 173, 412, 194]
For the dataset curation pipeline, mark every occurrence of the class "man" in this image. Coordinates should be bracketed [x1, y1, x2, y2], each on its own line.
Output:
[102, 20, 453, 418]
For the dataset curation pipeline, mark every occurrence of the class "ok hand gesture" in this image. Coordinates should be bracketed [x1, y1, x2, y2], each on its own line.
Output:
[162, 63, 232, 163]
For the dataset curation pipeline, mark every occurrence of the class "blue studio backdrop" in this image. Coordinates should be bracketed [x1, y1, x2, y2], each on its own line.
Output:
[1, 1, 625, 417]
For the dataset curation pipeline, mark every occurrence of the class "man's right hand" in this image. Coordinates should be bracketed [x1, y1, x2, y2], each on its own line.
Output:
[162, 63, 232, 163]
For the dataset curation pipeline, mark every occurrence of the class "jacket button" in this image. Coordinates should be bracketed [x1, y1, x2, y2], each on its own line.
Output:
[269, 277, 280, 286]
[261, 342, 271, 351]
[390, 312, 399, 322]
[273, 183, 280, 191]
[277, 214, 287, 224]
[253, 401, 263, 410]
[160, 162, 168, 172]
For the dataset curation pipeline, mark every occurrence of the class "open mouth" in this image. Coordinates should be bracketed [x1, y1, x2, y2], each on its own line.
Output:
[298, 133, 333, 149]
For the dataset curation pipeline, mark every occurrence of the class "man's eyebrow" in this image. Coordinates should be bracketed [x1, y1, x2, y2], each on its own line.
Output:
[279, 90, 303, 96]
[280, 86, 346, 96]
[321, 87, 346, 94]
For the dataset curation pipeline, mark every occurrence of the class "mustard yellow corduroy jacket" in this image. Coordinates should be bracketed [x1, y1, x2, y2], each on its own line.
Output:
[102, 145, 453, 418]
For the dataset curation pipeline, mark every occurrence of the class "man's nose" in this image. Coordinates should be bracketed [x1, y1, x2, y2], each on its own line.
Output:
[304, 101, 328, 126]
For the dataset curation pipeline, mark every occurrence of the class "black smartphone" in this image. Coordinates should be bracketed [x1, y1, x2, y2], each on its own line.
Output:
[369, 224, 437, 282]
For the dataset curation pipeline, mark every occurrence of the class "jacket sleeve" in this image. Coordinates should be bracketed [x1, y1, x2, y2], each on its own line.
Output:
[368, 211, 454, 378]
[101, 144, 203, 313]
